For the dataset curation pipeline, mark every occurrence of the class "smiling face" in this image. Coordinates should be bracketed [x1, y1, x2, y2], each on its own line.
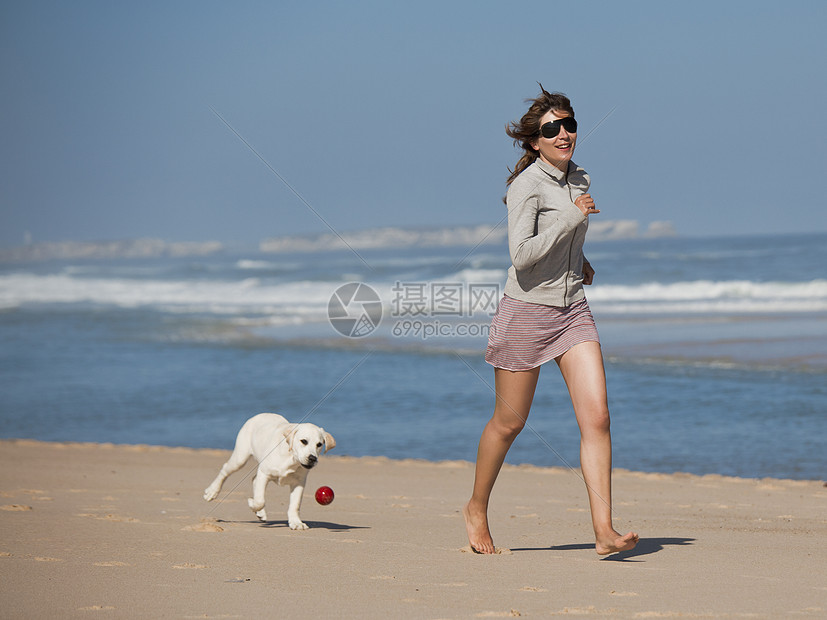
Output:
[531, 109, 577, 171]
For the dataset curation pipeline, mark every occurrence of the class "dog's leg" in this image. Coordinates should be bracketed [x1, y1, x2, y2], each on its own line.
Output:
[287, 482, 308, 530]
[203, 435, 253, 501]
[247, 470, 269, 521]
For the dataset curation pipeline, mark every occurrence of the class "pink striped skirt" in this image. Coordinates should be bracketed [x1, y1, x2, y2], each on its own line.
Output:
[484, 295, 600, 371]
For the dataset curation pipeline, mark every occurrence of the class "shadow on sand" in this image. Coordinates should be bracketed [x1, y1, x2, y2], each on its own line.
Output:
[216, 518, 369, 532]
[510, 537, 696, 561]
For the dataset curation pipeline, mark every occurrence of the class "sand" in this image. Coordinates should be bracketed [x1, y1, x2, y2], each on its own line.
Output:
[0, 439, 825, 619]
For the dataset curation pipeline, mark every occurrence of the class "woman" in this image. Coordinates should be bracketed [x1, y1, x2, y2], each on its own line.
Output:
[463, 86, 638, 555]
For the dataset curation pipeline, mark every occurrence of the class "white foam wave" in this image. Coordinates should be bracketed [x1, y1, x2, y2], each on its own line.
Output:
[446, 268, 506, 283]
[588, 279, 827, 314]
[0, 273, 332, 318]
[235, 259, 301, 272]
[2, 274, 826, 318]
[236, 259, 278, 270]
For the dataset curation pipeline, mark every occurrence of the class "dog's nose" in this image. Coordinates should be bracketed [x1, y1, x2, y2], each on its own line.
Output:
[307, 455, 318, 463]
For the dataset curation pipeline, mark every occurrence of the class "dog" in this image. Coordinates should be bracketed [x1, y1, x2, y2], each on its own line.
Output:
[203, 413, 335, 530]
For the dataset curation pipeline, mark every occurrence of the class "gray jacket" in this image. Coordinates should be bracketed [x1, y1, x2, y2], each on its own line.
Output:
[503, 158, 591, 307]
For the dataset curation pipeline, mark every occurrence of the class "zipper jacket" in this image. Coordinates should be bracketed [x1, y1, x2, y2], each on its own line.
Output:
[503, 158, 591, 307]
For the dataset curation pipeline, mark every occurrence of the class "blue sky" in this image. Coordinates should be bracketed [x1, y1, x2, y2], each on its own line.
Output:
[1, 1, 825, 247]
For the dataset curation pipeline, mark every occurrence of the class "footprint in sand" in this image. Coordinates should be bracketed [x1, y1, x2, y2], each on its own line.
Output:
[182, 521, 224, 533]
[552, 607, 626, 616]
[1, 504, 33, 511]
[77, 606, 116, 611]
[5, 490, 52, 502]
[75, 513, 139, 523]
[103, 514, 138, 523]
[93, 561, 130, 567]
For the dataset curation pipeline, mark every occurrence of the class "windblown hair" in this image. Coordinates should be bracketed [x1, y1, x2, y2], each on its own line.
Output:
[504, 84, 575, 192]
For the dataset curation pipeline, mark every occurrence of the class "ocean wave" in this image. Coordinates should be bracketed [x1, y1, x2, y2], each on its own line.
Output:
[2, 273, 826, 317]
[236, 259, 280, 270]
[445, 268, 506, 283]
[235, 259, 302, 272]
[589, 279, 827, 301]
[0, 273, 332, 317]
[588, 279, 827, 313]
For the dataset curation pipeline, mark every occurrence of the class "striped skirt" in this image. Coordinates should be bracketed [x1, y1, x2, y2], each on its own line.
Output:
[484, 295, 600, 371]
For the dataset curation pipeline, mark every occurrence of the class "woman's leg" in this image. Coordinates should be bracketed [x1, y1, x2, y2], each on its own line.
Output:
[556, 341, 638, 554]
[464, 366, 541, 554]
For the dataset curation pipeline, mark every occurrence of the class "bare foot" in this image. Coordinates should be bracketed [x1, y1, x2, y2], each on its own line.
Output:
[596, 530, 639, 556]
[463, 501, 495, 554]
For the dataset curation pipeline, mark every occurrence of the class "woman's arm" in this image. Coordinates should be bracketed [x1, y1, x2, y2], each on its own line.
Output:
[508, 192, 588, 271]
[582, 258, 595, 285]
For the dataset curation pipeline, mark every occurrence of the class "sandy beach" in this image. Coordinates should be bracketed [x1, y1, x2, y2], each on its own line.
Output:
[1, 439, 825, 619]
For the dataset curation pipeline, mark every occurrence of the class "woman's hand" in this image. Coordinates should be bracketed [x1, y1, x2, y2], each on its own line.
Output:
[574, 193, 600, 217]
[583, 261, 595, 285]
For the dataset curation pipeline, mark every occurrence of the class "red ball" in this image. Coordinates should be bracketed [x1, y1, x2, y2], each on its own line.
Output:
[315, 486, 334, 505]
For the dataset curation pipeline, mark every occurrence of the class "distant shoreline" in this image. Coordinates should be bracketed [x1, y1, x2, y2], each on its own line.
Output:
[0, 238, 225, 263]
[1, 438, 822, 484]
[259, 220, 675, 254]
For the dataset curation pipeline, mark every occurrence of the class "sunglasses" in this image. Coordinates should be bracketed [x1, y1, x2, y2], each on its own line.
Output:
[540, 117, 578, 138]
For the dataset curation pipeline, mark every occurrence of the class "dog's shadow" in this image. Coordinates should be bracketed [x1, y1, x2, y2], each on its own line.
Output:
[217, 519, 369, 532]
[510, 537, 695, 561]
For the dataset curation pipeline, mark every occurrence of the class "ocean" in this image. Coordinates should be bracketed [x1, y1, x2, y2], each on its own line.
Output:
[1, 232, 825, 481]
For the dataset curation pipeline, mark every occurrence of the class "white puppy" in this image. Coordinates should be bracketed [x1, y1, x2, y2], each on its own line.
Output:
[203, 413, 335, 530]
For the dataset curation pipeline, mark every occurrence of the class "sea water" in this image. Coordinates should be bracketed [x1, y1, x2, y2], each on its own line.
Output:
[1, 233, 825, 480]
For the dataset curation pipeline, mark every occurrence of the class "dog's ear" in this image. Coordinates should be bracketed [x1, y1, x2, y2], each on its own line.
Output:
[322, 431, 336, 453]
[282, 425, 297, 449]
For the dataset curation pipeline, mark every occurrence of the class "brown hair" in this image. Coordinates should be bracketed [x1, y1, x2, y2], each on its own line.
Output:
[504, 84, 575, 190]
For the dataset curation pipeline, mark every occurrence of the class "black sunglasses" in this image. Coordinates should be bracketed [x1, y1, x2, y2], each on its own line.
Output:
[540, 117, 578, 138]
